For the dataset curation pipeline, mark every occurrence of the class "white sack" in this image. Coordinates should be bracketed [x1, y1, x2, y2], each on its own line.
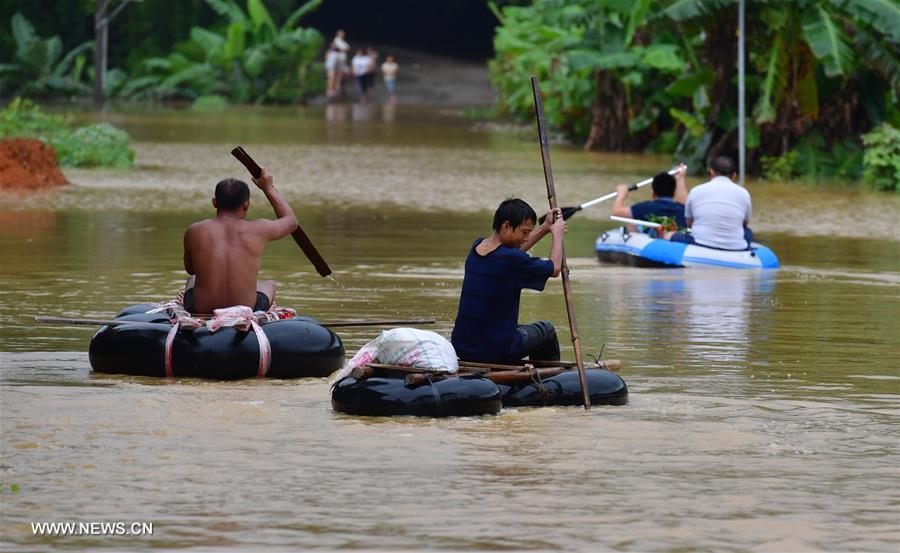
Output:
[331, 327, 458, 383]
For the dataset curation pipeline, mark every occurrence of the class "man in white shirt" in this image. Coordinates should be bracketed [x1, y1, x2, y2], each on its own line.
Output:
[665, 156, 753, 250]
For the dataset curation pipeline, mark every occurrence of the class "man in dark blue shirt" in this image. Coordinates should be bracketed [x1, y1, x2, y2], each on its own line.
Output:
[612, 164, 688, 229]
[451, 199, 566, 364]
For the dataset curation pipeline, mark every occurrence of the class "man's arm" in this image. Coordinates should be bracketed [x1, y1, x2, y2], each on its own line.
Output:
[520, 208, 560, 252]
[252, 169, 298, 240]
[183, 228, 195, 275]
[744, 194, 752, 226]
[684, 193, 693, 228]
[611, 184, 633, 218]
[547, 215, 566, 277]
[673, 163, 688, 204]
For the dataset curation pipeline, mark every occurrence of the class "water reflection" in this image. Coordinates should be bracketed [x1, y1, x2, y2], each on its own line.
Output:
[381, 102, 396, 123]
[675, 270, 776, 365]
[351, 102, 374, 122]
[584, 266, 778, 376]
[324, 102, 349, 124]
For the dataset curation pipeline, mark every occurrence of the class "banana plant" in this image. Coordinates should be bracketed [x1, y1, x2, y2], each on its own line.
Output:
[121, 0, 323, 103]
[489, 0, 688, 143]
[0, 13, 93, 97]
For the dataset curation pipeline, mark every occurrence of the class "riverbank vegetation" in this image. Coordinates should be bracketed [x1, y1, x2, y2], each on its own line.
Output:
[0, 0, 325, 104]
[488, 0, 899, 188]
[2, 1, 895, 188]
[1, 98, 134, 168]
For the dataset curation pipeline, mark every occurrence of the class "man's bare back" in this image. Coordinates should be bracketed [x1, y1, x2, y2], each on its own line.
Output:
[182, 170, 297, 314]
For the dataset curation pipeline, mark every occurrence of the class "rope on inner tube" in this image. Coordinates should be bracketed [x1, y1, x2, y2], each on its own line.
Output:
[426, 374, 442, 408]
[164, 324, 179, 378]
[163, 319, 271, 378]
[528, 365, 550, 399]
[251, 320, 272, 378]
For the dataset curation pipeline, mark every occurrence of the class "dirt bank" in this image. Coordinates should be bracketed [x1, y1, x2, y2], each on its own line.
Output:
[0, 139, 68, 190]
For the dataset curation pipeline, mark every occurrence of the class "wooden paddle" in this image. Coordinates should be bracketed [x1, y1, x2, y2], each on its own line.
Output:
[538, 166, 682, 224]
[230, 146, 332, 277]
[34, 316, 435, 328]
[531, 76, 591, 411]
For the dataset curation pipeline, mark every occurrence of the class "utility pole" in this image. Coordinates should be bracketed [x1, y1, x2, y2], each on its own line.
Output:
[738, 0, 746, 185]
[94, 0, 109, 105]
[94, 0, 141, 106]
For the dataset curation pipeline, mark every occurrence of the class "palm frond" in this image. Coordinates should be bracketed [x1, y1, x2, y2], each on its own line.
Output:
[11, 13, 38, 60]
[52, 41, 92, 79]
[623, 0, 651, 47]
[835, 0, 900, 43]
[753, 35, 785, 124]
[801, 4, 853, 77]
[662, 0, 734, 22]
[282, 0, 322, 31]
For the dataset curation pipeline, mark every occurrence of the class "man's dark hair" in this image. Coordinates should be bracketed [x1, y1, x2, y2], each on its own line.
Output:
[651, 172, 676, 197]
[214, 178, 250, 210]
[709, 156, 737, 177]
[492, 198, 537, 231]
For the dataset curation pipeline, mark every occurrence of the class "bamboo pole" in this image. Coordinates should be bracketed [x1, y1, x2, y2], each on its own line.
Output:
[530, 76, 591, 411]
[738, 0, 746, 185]
[33, 316, 435, 328]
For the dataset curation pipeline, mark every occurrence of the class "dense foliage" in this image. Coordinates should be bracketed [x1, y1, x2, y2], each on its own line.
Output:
[122, 0, 325, 103]
[1, 98, 134, 168]
[862, 124, 900, 191]
[0, 13, 93, 97]
[0, 0, 325, 103]
[489, 0, 900, 182]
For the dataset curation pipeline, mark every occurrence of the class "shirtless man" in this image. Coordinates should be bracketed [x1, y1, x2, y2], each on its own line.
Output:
[181, 170, 297, 314]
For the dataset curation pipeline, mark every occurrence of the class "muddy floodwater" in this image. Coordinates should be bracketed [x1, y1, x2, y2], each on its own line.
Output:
[1, 105, 899, 552]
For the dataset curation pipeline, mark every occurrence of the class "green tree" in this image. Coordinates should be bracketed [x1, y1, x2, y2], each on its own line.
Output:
[489, 0, 900, 180]
[122, 0, 324, 103]
[0, 13, 93, 97]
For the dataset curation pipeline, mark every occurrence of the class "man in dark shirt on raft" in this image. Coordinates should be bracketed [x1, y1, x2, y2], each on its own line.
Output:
[612, 163, 688, 228]
[181, 169, 298, 314]
[451, 199, 567, 364]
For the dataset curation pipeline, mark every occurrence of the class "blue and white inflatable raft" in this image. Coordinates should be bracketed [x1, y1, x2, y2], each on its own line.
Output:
[595, 227, 779, 269]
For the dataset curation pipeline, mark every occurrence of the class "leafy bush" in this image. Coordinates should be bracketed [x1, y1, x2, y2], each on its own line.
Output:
[0, 97, 69, 138]
[49, 124, 134, 168]
[192, 94, 229, 111]
[792, 133, 864, 182]
[760, 151, 799, 181]
[1, 98, 135, 169]
[862, 124, 900, 191]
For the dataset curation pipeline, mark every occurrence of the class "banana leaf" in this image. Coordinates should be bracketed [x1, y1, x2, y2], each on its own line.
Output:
[801, 4, 853, 77]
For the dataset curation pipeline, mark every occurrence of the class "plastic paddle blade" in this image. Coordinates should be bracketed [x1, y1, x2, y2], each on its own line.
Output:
[539, 206, 581, 225]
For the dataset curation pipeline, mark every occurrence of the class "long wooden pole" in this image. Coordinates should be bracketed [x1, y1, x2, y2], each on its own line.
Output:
[93, 0, 109, 106]
[738, 0, 746, 185]
[33, 316, 434, 328]
[530, 76, 591, 411]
